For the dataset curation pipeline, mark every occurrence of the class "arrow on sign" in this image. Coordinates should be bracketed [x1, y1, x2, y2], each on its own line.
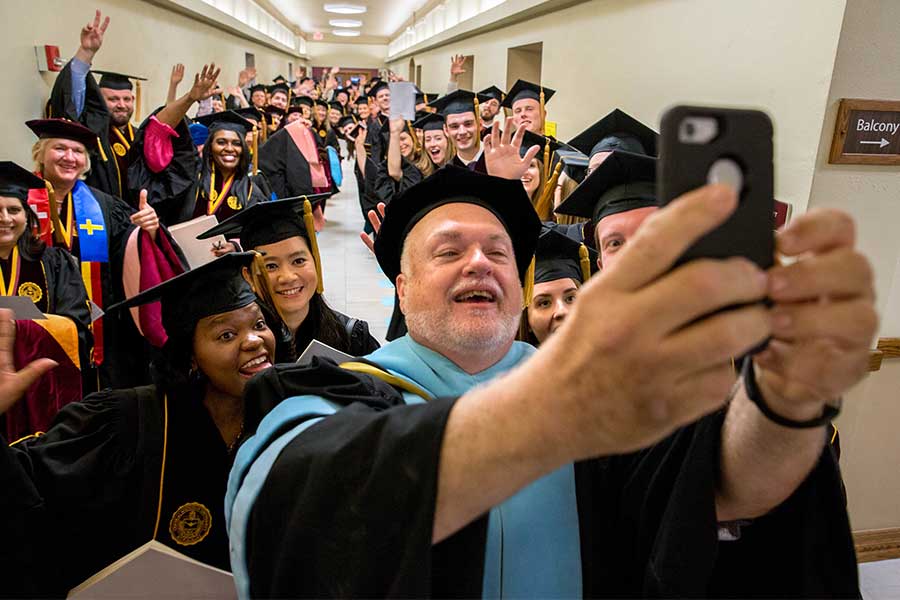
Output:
[860, 138, 890, 148]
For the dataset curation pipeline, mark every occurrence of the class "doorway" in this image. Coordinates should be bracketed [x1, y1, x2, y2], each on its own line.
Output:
[506, 42, 542, 90]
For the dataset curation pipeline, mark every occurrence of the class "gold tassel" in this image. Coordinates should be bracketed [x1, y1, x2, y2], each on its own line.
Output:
[539, 85, 546, 136]
[96, 138, 108, 162]
[522, 256, 535, 309]
[135, 80, 143, 122]
[407, 120, 420, 153]
[542, 139, 551, 181]
[248, 251, 284, 322]
[44, 180, 65, 246]
[252, 126, 259, 176]
[578, 243, 591, 283]
[534, 162, 562, 221]
[302, 198, 325, 294]
[473, 95, 482, 149]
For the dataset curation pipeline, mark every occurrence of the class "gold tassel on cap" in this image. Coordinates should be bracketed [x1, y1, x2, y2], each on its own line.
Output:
[534, 161, 562, 221]
[522, 256, 535, 309]
[252, 126, 259, 176]
[473, 95, 482, 149]
[578, 244, 591, 283]
[539, 85, 546, 137]
[542, 140, 551, 181]
[302, 198, 325, 294]
[407, 120, 420, 153]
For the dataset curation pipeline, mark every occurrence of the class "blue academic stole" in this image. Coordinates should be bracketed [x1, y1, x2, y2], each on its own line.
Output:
[72, 181, 109, 263]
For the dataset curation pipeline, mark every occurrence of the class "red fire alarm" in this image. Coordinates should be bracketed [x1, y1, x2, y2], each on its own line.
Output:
[35, 45, 64, 72]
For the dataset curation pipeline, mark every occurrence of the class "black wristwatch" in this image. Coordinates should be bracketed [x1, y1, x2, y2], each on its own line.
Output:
[741, 357, 841, 428]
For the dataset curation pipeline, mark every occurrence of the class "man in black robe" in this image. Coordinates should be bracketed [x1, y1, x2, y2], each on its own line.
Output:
[47, 9, 132, 204]
[228, 167, 874, 597]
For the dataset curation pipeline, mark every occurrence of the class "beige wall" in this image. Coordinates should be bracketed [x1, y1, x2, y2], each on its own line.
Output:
[808, 0, 900, 531]
[389, 0, 847, 213]
[307, 42, 388, 69]
[1, 0, 300, 167]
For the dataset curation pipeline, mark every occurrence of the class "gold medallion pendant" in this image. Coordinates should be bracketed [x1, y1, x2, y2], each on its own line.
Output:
[112, 142, 127, 157]
[168, 502, 212, 546]
[319, 129, 326, 138]
[227, 195, 242, 210]
[17, 282, 42, 303]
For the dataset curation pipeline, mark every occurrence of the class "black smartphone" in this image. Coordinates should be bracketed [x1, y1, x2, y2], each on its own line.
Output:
[657, 105, 775, 270]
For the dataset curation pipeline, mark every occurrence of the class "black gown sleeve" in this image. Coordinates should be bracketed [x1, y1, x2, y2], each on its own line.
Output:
[42, 246, 94, 367]
[0, 388, 156, 597]
[349, 318, 381, 356]
[239, 361, 457, 598]
[373, 160, 423, 204]
[583, 410, 859, 598]
[258, 128, 314, 199]
[127, 112, 201, 225]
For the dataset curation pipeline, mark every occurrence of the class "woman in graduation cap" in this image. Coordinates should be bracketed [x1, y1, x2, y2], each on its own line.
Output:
[416, 112, 456, 169]
[26, 118, 183, 390]
[0, 253, 277, 596]
[199, 198, 380, 357]
[128, 64, 272, 227]
[373, 118, 433, 205]
[519, 225, 596, 346]
[0, 161, 93, 440]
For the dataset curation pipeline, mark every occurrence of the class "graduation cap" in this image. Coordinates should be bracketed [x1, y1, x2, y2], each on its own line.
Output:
[368, 80, 389, 97]
[268, 82, 290, 97]
[478, 86, 505, 103]
[292, 96, 314, 108]
[556, 149, 591, 182]
[272, 75, 287, 83]
[264, 105, 286, 119]
[0, 161, 46, 201]
[26, 118, 98, 149]
[249, 84, 267, 96]
[412, 112, 445, 132]
[533, 225, 597, 285]
[518, 129, 571, 159]
[501, 80, 556, 109]
[233, 107, 263, 124]
[568, 109, 658, 158]
[554, 150, 657, 222]
[374, 166, 541, 285]
[415, 91, 440, 105]
[428, 89, 488, 116]
[197, 196, 329, 293]
[93, 70, 146, 91]
[107, 252, 258, 337]
[193, 110, 254, 135]
[334, 87, 350, 99]
[327, 101, 343, 112]
[313, 99, 328, 109]
[354, 94, 370, 106]
[337, 115, 357, 130]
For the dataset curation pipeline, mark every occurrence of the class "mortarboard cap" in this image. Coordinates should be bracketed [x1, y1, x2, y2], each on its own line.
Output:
[313, 99, 328, 109]
[354, 94, 370, 106]
[554, 150, 657, 221]
[502, 80, 556, 109]
[26, 118, 98, 149]
[478, 86, 505, 103]
[415, 91, 440, 105]
[0, 161, 46, 201]
[428, 89, 488, 116]
[264, 105, 286, 118]
[533, 225, 597, 285]
[412, 112, 445, 132]
[337, 115, 357, 129]
[368, 80, 390, 97]
[374, 166, 541, 284]
[108, 253, 258, 337]
[272, 75, 287, 83]
[292, 96, 314, 108]
[249, 84, 267, 95]
[233, 107, 263, 124]
[268, 82, 290, 97]
[556, 149, 590, 182]
[93, 70, 145, 91]
[327, 101, 343, 111]
[193, 110, 254, 135]
[334, 87, 350, 98]
[568, 108, 658, 159]
[518, 129, 571, 159]
[197, 195, 328, 250]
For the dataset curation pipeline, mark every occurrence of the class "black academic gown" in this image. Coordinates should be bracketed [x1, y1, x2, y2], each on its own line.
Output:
[0, 384, 236, 597]
[240, 361, 859, 598]
[257, 127, 315, 200]
[128, 114, 270, 225]
[373, 159, 424, 205]
[365, 114, 389, 164]
[450, 151, 487, 173]
[48, 61, 124, 200]
[292, 308, 381, 358]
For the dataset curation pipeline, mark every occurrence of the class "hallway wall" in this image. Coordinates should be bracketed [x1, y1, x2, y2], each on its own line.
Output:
[388, 0, 847, 213]
[808, 0, 900, 532]
[1, 0, 301, 167]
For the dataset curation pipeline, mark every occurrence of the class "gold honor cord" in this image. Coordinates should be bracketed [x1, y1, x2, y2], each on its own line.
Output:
[152, 394, 170, 540]
[578, 244, 591, 283]
[207, 170, 236, 215]
[56, 192, 76, 250]
[338, 361, 433, 401]
[0, 247, 21, 296]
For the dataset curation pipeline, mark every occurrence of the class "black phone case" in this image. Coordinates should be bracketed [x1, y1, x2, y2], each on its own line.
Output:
[657, 105, 774, 270]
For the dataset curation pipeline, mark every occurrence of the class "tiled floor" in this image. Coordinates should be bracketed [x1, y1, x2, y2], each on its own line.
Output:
[317, 155, 394, 344]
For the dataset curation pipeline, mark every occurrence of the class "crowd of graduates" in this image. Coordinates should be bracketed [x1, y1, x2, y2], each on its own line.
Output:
[0, 8, 878, 598]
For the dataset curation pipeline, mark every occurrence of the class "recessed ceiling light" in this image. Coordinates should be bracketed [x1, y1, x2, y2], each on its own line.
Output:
[324, 4, 366, 14]
[329, 18, 362, 27]
[332, 29, 361, 36]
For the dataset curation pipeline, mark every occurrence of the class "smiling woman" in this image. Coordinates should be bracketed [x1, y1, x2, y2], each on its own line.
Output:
[0, 253, 278, 596]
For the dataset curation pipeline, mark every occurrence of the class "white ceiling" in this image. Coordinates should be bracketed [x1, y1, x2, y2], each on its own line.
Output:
[267, 0, 432, 43]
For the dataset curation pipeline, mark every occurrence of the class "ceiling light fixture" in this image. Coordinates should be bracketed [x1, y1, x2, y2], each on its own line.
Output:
[329, 18, 363, 27]
[332, 29, 361, 37]
[324, 4, 367, 14]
